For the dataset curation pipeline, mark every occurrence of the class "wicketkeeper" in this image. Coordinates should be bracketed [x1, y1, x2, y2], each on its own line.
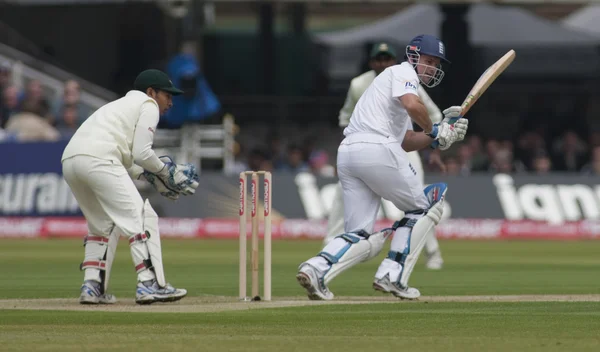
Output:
[62, 69, 199, 305]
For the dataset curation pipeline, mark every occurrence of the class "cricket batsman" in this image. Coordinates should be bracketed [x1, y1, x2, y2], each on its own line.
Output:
[324, 42, 446, 270]
[62, 69, 199, 305]
[297, 35, 469, 300]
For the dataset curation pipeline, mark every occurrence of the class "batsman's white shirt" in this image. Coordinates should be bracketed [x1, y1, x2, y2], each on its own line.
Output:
[62, 90, 164, 238]
[337, 63, 430, 233]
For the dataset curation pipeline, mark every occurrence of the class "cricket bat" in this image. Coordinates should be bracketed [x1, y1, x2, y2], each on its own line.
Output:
[453, 49, 516, 121]
[432, 49, 516, 147]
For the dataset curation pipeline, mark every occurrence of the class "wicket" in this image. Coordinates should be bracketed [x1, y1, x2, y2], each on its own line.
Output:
[239, 171, 272, 301]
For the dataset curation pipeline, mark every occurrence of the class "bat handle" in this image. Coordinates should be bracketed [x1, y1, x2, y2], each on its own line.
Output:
[430, 116, 463, 149]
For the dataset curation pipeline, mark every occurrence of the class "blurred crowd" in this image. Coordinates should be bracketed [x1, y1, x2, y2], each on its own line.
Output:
[430, 130, 600, 176]
[230, 128, 600, 177]
[0, 62, 91, 142]
[3, 55, 600, 176]
[226, 133, 337, 177]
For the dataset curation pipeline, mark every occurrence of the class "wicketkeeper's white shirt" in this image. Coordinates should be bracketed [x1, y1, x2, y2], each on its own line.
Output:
[62, 90, 164, 174]
[343, 62, 422, 143]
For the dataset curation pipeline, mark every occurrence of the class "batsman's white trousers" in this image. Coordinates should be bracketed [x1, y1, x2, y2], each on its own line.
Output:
[62, 155, 145, 238]
[326, 150, 424, 238]
[336, 133, 429, 234]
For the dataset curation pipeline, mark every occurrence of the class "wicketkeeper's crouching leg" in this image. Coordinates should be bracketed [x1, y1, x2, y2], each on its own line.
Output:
[80, 200, 186, 305]
[79, 231, 119, 305]
[129, 200, 187, 304]
[296, 183, 446, 301]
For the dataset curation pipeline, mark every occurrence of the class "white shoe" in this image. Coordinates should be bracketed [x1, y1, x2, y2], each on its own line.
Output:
[135, 280, 187, 305]
[99, 294, 117, 304]
[373, 275, 421, 300]
[425, 250, 444, 270]
[79, 280, 117, 305]
[296, 263, 334, 301]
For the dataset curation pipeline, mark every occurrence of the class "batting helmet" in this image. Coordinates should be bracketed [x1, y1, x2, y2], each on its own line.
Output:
[405, 34, 448, 88]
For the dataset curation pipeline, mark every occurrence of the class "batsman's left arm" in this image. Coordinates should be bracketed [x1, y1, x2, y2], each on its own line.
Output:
[402, 130, 439, 152]
[338, 84, 357, 127]
[418, 86, 442, 124]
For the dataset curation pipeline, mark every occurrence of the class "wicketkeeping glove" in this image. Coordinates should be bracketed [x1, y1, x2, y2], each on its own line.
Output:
[138, 172, 180, 201]
[155, 156, 200, 196]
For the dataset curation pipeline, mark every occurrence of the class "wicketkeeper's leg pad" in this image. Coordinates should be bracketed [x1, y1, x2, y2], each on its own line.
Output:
[128, 199, 167, 287]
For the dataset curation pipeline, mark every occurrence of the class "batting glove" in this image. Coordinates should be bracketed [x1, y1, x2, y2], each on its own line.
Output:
[442, 106, 463, 124]
[427, 122, 459, 150]
[453, 118, 469, 141]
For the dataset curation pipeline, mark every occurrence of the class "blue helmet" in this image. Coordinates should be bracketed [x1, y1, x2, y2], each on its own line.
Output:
[406, 34, 450, 63]
[405, 34, 449, 88]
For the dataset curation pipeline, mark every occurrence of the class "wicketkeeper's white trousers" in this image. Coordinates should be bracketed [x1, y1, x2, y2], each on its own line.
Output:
[62, 155, 145, 238]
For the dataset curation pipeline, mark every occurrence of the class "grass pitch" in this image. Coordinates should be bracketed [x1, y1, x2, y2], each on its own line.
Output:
[0, 239, 599, 351]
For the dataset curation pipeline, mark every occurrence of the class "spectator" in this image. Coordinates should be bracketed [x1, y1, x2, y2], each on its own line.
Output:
[5, 98, 60, 142]
[53, 80, 92, 125]
[485, 139, 501, 161]
[280, 144, 309, 173]
[551, 130, 587, 172]
[456, 144, 473, 175]
[589, 131, 600, 148]
[581, 146, 600, 176]
[443, 155, 461, 176]
[465, 135, 488, 171]
[163, 42, 222, 128]
[1, 85, 19, 128]
[488, 148, 526, 174]
[302, 136, 317, 165]
[267, 132, 286, 170]
[0, 62, 10, 93]
[19, 79, 52, 123]
[247, 148, 269, 172]
[309, 150, 335, 177]
[55, 105, 79, 138]
[530, 149, 552, 174]
[225, 141, 250, 176]
[516, 131, 546, 169]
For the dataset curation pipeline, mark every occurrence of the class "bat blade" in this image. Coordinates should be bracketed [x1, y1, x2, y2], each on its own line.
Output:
[431, 49, 515, 149]
[460, 49, 516, 117]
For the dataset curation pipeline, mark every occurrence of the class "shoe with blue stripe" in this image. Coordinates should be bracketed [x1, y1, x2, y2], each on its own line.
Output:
[79, 280, 117, 305]
[373, 274, 421, 300]
[135, 279, 187, 305]
[296, 263, 334, 301]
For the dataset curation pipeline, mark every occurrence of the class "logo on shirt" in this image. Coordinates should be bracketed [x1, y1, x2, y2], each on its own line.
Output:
[409, 163, 417, 176]
[405, 81, 418, 90]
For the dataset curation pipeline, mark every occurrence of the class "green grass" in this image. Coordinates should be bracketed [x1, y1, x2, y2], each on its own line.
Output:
[1, 239, 600, 351]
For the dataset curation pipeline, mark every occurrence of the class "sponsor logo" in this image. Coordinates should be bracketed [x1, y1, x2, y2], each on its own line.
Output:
[494, 174, 600, 224]
[264, 179, 270, 216]
[409, 163, 417, 176]
[251, 179, 257, 217]
[405, 81, 417, 90]
[0, 173, 80, 215]
[439, 42, 445, 55]
[293, 172, 451, 221]
[239, 177, 245, 216]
